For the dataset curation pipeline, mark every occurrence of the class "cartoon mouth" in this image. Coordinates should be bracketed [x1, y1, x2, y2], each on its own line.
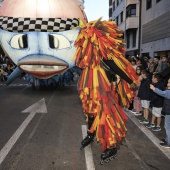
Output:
[18, 56, 68, 79]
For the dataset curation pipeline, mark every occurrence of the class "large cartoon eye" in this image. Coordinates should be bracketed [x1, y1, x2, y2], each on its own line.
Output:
[49, 34, 71, 49]
[10, 34, 28, 49]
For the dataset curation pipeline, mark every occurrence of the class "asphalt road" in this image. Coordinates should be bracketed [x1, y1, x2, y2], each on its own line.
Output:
[0, 79, 170, 170]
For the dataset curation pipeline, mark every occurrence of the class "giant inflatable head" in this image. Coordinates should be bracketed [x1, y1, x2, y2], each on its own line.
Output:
[0, 0, 87, 80]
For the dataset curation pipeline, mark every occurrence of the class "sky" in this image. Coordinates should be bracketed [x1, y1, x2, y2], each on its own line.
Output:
[84, 0, 109, 21]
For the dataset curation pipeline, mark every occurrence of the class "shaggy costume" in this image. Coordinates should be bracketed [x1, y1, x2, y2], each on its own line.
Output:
[74, 18, 138, 153]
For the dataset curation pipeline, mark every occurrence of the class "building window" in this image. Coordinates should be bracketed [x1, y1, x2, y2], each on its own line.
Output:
[116, 16, 119, 25]
[117, 0, 119, 6]
[146, 0, 152, 10]
[132, 30, 136, 47]
[109, 8, 112, 18]
[109, 0, 113, 6]
[120, 11, 123, 23]
[126, 4, 136, 18]
[113, 1, 115, 11]
[127, 33, 130, 49]
[156, 0, 161, 3]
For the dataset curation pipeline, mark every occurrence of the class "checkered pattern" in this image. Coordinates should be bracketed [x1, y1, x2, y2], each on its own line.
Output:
[0, 17, 79, 32]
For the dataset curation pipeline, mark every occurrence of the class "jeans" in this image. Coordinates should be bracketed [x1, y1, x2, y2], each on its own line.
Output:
[164, 115, 170, 145]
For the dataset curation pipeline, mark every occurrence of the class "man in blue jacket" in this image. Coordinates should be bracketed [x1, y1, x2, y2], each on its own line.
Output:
[150, 78, 170, 148]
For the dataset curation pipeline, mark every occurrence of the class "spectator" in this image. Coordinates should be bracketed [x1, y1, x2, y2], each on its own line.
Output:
[153, 56, 160, 72]
[161, 55, 169, 72]
[148, 57, 154, 68]
[0, 55, 3, 64]
[0, 66, 4, 81]
[137, 70, 152, 124]
[155, 55, 168, 73]
[160, 61, 170, 86]
[134, 56, 140, 65]
[146, 73, 165, 131]
[130, 59, 137, 69]
[150, 78, 170, 148]
[143, 56, 150, 67]
[2, 65, 8, 81]
[131, 66, 143, 116]
[148, 61, 155, 78]
[138, 57, 148, 70]
[0, 54, 15, 80]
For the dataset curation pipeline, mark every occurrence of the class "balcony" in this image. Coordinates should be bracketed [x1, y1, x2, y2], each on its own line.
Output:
[127, 0, 138, 6]
[126, 16, 139, 30]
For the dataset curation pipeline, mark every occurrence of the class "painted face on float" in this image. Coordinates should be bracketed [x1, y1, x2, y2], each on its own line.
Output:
[0, 0, 87, 79]
[0, 25, 80, 79]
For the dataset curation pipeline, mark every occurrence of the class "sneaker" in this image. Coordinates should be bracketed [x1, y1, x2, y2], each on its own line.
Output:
[139, 118, 149, 124]
[134, 112, 142, 116]
[160, 142, 170, 148]
[152, 126, 161, 132]
[139, 117, 145, 123]
[160, 139, 167, 143]
[131, 109, 137, 114]
[146, 123, 155, 128]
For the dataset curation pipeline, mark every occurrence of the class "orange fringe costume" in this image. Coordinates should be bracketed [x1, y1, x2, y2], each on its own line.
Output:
[116, 77, 135, 108]
[73, 18, 138, 151]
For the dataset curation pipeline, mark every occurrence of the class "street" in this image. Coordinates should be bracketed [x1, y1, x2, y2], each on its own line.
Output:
[0, 79, 170, 170]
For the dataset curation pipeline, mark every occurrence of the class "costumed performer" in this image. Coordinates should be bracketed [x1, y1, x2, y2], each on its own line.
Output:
[73, 18, 138, 164]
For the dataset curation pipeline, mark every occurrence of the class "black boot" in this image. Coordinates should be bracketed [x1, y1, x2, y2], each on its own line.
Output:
[100, 147, 117, 165]
[80, 131, 95, 150]
[80, 114, 95, 150]
[87, 114, 95, 130]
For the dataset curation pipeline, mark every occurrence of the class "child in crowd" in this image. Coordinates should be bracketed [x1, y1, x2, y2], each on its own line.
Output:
[150, 78, 170, 148]
[130, 59, 137, 69]
[137, 70, 151, 124]
[161, 55, 168, 72]
[132, 66, 143, 115]
[146, 73, 165, 131]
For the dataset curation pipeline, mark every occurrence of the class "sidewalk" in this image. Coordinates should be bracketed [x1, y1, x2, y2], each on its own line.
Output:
[125, 109, 170, 160]
[128, 109, 166, 140]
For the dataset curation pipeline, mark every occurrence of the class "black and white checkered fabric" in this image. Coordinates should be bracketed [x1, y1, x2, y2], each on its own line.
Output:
[0, 16, 79, 32]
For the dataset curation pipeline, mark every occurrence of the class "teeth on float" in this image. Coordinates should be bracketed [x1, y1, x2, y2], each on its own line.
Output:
[21, 65, 32, 69]
[54, 66, 59, 69]
[21, 65, 66, 71]
[32, 65, 40, 68]
[48, 66, 54, 69]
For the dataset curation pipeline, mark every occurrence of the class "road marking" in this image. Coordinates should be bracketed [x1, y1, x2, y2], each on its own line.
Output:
[125, 110, 170, 159]
[0, 98, 47, 165]
[0, 83, 31, 90]
[81, 125, 95, 170]
[0, 84, 29, 86]
[0, 83, 77, 87]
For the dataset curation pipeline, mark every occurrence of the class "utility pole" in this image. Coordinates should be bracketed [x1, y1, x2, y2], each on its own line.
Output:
[124, 0, 127, 57]
[138, 0, 142, 56]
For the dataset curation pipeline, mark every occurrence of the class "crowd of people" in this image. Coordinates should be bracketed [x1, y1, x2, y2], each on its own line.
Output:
[0, 54, 16, 82]
[126, 55, 170, 148]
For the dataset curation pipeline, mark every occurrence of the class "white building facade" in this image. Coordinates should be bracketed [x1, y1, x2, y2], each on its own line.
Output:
[109, 0, 170, 58]
[109, 0, 140, 58]
[141, 0, 170, 58]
